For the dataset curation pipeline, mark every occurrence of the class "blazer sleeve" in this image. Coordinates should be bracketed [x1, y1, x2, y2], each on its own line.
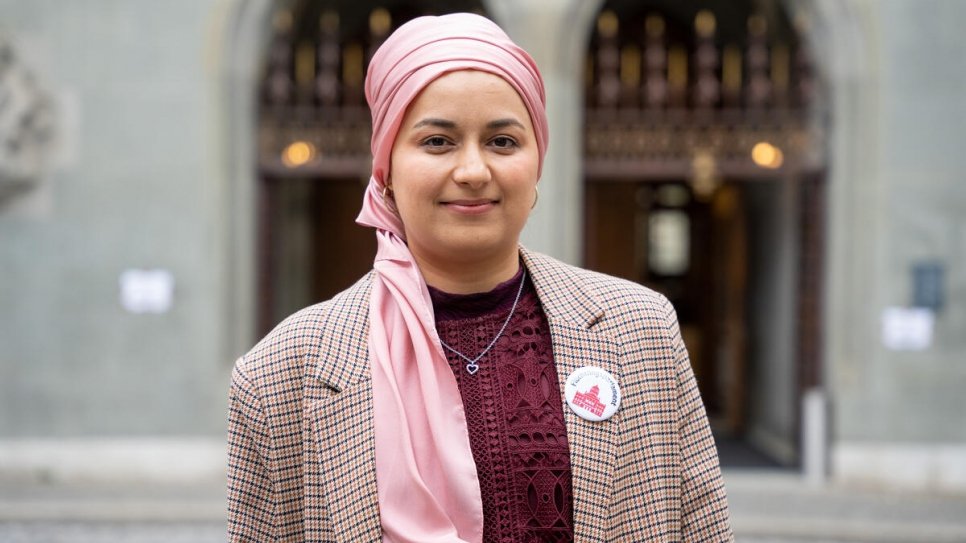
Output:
[227, 359, 277, 542]
[664, 302, 735, 542]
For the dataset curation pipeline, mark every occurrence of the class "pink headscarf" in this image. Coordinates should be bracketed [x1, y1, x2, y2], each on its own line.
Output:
[355, 13, 548, 543]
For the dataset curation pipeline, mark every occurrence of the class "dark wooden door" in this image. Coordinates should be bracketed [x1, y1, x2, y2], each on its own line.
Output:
[310, 179, 376, 303]
[584, 180, 748, 433]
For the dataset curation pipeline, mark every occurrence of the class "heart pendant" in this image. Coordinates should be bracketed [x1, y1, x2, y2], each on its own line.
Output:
[466, 363, 479, 375]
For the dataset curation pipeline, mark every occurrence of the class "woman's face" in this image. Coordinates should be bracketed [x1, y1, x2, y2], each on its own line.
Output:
[389, 70, 540, 272]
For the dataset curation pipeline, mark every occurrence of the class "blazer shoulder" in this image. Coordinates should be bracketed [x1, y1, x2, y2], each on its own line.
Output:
[235, 272, 374, 387]
[576, 265, 670, 310]
[526, 250, 672, 314]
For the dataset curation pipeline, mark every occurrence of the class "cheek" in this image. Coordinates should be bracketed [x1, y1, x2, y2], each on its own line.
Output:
[388, 157, 420, 208]
[507, 159, 540, 204]
[510, 149, 540, 188]
[387, 178, 430, 237]
[390, 185, 418, 226]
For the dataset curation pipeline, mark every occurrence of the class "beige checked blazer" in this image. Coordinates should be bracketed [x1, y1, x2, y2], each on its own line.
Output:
[228, 249, 733, 542]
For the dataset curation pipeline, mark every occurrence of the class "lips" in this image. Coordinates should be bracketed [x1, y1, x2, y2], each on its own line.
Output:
[441, 198, 498, 214]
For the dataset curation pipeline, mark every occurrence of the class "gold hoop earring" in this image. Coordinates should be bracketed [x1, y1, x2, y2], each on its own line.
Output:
[531, 186, 539, 209]
[382, 184, 397, 213]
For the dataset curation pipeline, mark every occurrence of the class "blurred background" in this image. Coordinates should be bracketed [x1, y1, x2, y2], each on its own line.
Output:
[1, 0, 964, 541]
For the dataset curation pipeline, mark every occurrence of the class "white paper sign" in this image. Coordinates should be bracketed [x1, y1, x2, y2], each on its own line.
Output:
[119, 269, 174, 314]
[881, 307, 934, 351]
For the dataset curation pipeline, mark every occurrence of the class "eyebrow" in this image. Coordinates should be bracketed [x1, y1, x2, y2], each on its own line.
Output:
[412, 118, 456, 129]
[411, 118, 526, 130]
[487, 118, 526, 130]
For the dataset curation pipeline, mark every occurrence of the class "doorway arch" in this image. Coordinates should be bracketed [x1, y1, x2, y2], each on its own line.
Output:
[580, 0, 829, 466]
[216, 0, 882, 477]
[217, 0, 490, 343]
[217, 0, 276, 357]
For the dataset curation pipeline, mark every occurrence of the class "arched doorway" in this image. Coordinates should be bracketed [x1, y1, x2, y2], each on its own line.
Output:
[582, 0, 827, 466]
[254, 0, 486, 335]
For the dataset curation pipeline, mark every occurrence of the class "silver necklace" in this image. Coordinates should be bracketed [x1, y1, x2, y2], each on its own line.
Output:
[439, 269, 527, 375]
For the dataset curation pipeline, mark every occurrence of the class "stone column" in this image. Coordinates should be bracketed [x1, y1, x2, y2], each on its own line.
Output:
[486, 0, 604, 265]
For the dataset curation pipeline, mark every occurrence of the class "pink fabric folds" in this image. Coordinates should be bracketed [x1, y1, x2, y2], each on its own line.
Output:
[354, 13, 548, 543]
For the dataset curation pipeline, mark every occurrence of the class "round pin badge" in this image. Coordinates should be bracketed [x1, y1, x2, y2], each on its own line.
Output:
[564, 366, 621, 422]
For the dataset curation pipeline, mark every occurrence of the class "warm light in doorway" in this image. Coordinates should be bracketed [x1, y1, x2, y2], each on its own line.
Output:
[282, 140, 316, 168]
[751, 142, 784, 169]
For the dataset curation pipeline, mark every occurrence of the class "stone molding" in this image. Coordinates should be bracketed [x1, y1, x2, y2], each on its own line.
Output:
[833, 442, 966, 493]
[0, 438, 226, 484]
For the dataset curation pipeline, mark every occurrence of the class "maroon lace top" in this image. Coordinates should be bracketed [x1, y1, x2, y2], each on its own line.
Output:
[429, 268, 574, 543]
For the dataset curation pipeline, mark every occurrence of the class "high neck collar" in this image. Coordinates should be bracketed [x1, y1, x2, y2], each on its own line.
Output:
[428, 266, 527, 322]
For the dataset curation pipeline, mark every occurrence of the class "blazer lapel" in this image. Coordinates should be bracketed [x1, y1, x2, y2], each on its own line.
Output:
[303, 258, 625, 541]
[522, 249, 622, 543]
[306, 275, 382, 541]
[310, 380, 381, 541]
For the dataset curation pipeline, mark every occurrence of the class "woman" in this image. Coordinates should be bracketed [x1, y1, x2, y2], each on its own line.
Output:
[228, 13, 732, 543]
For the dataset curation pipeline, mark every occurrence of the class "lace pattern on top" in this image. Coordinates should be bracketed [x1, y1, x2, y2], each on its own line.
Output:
[431, 274, 574, 543]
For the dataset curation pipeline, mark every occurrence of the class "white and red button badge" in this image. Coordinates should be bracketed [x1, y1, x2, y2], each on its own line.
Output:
[564, 367, 621, 422]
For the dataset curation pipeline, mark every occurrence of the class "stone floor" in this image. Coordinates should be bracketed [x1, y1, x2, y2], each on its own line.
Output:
[725, 469, 966, 543]
[0, 521, 225, 543]
[1, 469, 965, 542]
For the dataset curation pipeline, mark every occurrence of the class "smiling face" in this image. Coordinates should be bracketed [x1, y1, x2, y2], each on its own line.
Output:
[389, 70, 540, 285]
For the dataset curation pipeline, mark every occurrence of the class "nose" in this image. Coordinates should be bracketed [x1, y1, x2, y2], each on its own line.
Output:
[452, 144, 491, 188]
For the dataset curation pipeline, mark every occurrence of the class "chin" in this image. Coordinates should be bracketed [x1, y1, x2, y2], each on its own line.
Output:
[439, 236, 513, 261]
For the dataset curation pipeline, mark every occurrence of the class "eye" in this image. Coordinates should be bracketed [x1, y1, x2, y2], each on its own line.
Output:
[421, 136, 451, 149]
[490, 136, 518, 149]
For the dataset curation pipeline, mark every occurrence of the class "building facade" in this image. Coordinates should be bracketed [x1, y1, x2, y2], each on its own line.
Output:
[1, 0, 964, 493]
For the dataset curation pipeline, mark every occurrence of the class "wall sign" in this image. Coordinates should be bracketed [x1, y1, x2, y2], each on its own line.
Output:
[119, 269, 175, 314]
[881, 307, 934, 351]
[912, 262, 944, 312]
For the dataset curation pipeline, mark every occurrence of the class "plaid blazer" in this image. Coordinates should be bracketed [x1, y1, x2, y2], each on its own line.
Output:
[228, 249, 733, 542]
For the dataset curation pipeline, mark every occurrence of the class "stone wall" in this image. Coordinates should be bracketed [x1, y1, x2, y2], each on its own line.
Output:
[0, 0, 231, 450]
